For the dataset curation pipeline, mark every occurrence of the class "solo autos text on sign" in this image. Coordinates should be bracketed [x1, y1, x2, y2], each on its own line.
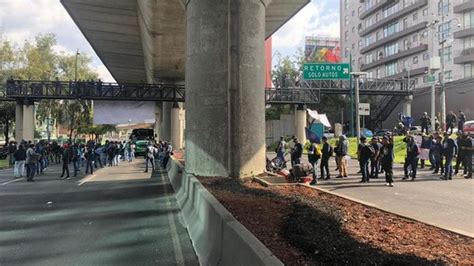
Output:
[303, 63, 350, 80]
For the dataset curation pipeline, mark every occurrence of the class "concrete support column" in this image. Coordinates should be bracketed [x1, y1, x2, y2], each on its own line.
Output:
[402, 95, 413, 117]
[15, 103, 23, 141]
[185, 0, 269, 178]
[22, 104, 35, 142]
[295, 106, 307, 144]
[161, 102, 172, 141]
[154, 102, 162, 141]
[170, 103, 183, 149]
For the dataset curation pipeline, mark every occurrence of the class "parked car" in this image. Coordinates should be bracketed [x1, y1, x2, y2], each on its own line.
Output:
[464, 120, 474, 134]
[374, 129, 393, 137]
[409, 126, 422, 134]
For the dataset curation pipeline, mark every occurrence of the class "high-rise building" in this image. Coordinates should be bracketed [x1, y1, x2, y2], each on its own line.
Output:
[340, 0, 474, 125]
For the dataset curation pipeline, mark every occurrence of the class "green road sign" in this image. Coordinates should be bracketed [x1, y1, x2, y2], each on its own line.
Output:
[303, 63, 351, 80]
[426, 74, 436, 82]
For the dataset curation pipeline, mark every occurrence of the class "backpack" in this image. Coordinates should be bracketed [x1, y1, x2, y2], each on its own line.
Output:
[364, 144, 376, 158]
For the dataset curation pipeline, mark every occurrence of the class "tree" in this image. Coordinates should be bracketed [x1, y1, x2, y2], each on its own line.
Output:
[0, 40, 17, 142]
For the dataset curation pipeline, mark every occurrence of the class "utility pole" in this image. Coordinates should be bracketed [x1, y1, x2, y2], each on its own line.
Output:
[439, 14, 446, 132]
[74, 49, 80, 81]
[351, 72, 367, 145]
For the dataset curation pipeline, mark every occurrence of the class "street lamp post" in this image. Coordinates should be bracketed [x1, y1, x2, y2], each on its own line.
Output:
[350, 72, 368, 145]
[74, 49, 80, 81]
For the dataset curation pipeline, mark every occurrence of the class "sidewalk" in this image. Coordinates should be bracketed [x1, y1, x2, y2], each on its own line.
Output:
[267, 152, 474, 237]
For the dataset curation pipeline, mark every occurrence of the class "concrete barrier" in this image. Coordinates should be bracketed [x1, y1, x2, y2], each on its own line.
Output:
[166, 159, 283, 266]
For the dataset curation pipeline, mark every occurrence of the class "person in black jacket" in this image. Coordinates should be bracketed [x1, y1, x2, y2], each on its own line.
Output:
[446, 111, 457, 134]
[290, 138, 303, 167]
[381, 134, 395, 187]
[85, 147, 95, 175]
[60, 144, 72, 179]
[441, 132, 458, 180]
[458, 111, 466, 134]
[320, 136, 333, 180]
[403, 135, 420, 181]
[13, 144, 26, 178]
[420, 112, 430, 134]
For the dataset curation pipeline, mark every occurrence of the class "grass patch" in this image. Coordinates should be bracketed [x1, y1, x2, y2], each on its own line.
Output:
[0, 159, 9, 169]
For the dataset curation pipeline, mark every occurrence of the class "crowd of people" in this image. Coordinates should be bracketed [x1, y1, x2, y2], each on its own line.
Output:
[274, 129, 473, 187]
[5, 139, 174, 182]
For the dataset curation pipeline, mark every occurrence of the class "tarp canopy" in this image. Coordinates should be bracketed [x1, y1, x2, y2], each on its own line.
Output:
[307, 109, 331, 128]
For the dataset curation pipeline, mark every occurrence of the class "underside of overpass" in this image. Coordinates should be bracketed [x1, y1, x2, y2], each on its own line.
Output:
[61, 0, 311, 178]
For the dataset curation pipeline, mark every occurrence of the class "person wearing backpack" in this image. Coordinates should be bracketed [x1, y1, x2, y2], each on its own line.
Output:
[441, 132, 458, 180]
[308, 142, 321, 185]
[357, 136, 373, 183]
[320, 136, 333, 180]
[403, 135, 420, 181]
[144, 142, 156, 173]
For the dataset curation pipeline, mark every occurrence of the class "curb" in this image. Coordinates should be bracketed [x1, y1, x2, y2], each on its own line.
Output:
[166, 158, 284, 266]
[301, 183, 474, 239]
[256, 176, 473, 239]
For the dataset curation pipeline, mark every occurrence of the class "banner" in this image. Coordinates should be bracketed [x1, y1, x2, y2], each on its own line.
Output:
[93, 101, 156, 125]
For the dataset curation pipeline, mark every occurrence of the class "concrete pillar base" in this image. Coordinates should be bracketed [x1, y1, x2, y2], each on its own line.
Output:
[171, 104, 183, 149]
[295, 106, 307, 144]
[22, 104, 35, 142]
[15, 104, 23, 142]
[185, 0, 267, 178]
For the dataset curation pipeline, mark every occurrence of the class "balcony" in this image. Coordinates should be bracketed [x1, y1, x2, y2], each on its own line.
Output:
[454, 48, 474, 64]
[361, 22, 427, 54]
[360, 44, 428, 71]
[453, 28, 474, 39]
[359, 0, 393, 20]
[359, 0, 428, 37]
[454, 1, 474, 13]
[386, 67, 429, 79]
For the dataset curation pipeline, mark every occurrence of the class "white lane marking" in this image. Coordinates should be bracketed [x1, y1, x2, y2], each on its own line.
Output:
[1, 178, 23, 186]
[77, 174, 97, 186]
[159, 170, 185, 266]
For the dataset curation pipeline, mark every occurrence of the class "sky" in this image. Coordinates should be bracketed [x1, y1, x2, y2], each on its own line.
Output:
[0, 0, 340, 82]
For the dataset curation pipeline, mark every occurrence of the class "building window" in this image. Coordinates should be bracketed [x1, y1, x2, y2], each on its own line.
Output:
[358, 7, 362, 15]
[376, 31, 381, 41]
[413, 12, 418, 21]
[352, 10, 355, 17]
[438, 22, 451, 41]
[383, 22, 399, 37]
[403, 39, 410, 50]
[384, 42, 399, 56]
[403, 18, 408, 29]
[366, 53, 374, 64]
[344, 48, 349, 58]
[365, 0, 375, 11]
[366, 35, 374, 46]
[383, 2, 400, 18]
[439, 46, 452, 62]
[438, 0, 450, 15]
[423, 8, 429, 16]
[352, 26, 355, 33]
[377, 50, 383, 60]
[412, 34, 418, 42]
[352, 43, 356, 49]
[358, 40, 363, 48]
[464, 63, 474, 78]
[464, 10, 474, 29]
[413, 56, 418, 64]
[365, 16, 375, 28]
[345, 15, 349, 25]
[386, 62, 398, 76]
[423, 53, 430, 60]
[376, 68, 381, 78]
[345, 31, 349, 41]
[464, 36, 474, 49]
[344, 0, 348, 10]
[423, 75, 430, 83]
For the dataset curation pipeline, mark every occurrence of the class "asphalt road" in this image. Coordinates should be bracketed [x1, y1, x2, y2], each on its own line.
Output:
[0, 160, 198, 265]
[268, 152, 474, 237]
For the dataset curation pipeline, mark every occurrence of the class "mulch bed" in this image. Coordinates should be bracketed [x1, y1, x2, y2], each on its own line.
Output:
[198, 176, 474, 265]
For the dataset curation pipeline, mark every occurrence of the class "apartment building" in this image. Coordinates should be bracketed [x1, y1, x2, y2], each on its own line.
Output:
[340, 0, 474, 126]
[341, 0, 473, 83]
